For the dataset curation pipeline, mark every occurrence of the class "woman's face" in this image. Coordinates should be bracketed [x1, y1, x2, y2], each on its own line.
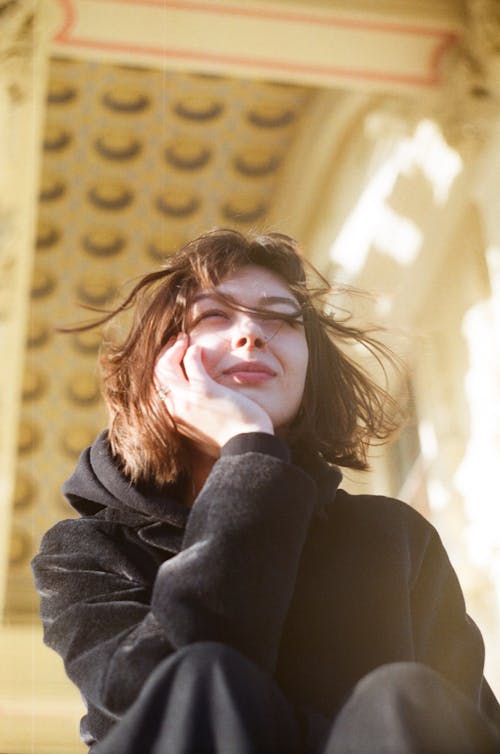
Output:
[186, 265, 309, 431]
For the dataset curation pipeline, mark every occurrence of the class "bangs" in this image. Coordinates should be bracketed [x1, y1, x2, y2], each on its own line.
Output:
[178, 230, 307, 292]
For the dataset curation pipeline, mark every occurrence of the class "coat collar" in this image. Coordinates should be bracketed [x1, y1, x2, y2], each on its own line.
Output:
[81, 431, 343, 553]
[89, 431, 190, 528]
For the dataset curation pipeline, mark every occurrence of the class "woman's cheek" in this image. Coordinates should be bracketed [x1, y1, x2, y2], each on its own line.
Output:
[188, 331, 225, 379]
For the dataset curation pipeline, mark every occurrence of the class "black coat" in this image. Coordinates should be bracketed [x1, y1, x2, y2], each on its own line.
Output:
[32, 431, 500, 748]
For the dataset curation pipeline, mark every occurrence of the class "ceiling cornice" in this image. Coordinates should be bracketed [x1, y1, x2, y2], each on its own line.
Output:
[47, 0, 463, 94]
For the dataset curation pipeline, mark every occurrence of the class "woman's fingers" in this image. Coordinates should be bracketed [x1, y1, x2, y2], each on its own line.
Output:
[181, 342, 214, 390]
[154, 334, 273, 450]
[155, 333, 189, 387]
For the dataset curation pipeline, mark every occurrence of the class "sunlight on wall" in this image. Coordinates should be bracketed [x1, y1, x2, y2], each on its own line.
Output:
[411, 120, 463, 205]
[418, 419, 438, 462]
[454, 292, 500, 573]
[330, 119, 462, 279]
[374, 205, 422, 265]
[418, 420, 454, 514]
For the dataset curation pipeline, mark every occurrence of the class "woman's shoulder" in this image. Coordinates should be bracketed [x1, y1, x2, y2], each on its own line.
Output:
[333, 487, 432, 526]
[305, 487, 460, 599]
[34, 513, 126, 558]
[325, 487, 443, 561]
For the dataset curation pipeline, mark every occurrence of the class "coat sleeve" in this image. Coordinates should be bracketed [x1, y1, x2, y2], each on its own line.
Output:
[32, 520, 173, 718]
[151, 439, 317, 671]
[32, 434, 317, 719]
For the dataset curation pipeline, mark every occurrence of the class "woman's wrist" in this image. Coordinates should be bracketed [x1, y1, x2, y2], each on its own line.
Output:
[232, 420, 274, 438]
[221, 432, 290, 463]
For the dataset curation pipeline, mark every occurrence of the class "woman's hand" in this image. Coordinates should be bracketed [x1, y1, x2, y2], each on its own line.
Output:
[154, 333, 274, 456]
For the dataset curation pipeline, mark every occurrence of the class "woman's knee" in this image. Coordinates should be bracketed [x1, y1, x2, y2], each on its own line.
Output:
[168, 641, 255, 675]
[148, 641, 271, 698]
[349, 661, 446, 702]
[326, 663, 499, 754]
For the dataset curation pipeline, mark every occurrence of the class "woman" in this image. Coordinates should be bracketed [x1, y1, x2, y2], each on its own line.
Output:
[32, 228, 500, 753]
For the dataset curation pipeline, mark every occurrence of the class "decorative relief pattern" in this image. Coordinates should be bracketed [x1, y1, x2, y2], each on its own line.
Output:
[35, 218, 61, 250]
[173, 96, 224, 121]
[94, 130, 142, 161]
[8, 526, 31, 567]
[0, 0, 36, 102]
[47, 78, 78, 105]
[102, 86, 151, 113]
[21, 365, 46, 401]
[43, 123, 73, 152]
[82, 227, 126, 257]
[7, 56, 312, 617]
[13, 470, 36, 509]
[436, 0, 500, 148]
[39, 172, 67, 202]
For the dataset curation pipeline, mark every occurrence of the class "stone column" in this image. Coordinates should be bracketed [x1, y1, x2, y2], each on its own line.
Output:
[0, 0, 49, 616]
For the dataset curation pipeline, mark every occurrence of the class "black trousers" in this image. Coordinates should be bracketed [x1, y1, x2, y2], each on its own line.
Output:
[92, 642, 500, 754]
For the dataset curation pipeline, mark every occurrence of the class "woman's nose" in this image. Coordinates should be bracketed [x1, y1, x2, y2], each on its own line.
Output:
[231, 316, 266, 349]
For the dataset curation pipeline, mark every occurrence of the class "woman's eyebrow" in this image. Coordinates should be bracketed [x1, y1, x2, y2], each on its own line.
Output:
[191, 292, 218, 304]
[191, 292, 299, 309]
[258, 295, 300, 309]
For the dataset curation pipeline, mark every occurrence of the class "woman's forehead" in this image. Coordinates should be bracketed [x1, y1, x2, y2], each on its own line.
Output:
[192, 265, 299, 307]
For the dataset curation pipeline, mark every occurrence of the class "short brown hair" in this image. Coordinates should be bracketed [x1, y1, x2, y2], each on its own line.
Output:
[67, 228, 404, 486]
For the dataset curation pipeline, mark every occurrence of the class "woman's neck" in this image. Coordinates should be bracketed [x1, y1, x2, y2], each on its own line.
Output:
[183, 445, 217, 506]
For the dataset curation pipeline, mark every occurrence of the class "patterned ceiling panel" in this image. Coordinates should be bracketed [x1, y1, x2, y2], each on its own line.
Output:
[6, 57, 314, 619]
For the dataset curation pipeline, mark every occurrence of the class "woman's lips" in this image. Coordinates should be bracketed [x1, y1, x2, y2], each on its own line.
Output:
[222, 362, 276, 384]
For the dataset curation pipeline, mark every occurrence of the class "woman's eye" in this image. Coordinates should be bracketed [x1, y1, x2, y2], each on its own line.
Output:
[264, 314, 289, 325]
[196, 310, 229, 324]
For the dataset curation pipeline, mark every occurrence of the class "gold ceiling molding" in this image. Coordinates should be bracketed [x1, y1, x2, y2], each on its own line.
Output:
[82, 227, 126, 257]
[221, 194, 267, 224]
[155, 188, 201, 218]
[36, 218, 61, 250]
[233, 146, 281, 177]
[101, 86, 151, 113]
[94, 130, 142, 161]
[21, 367, 46, 402]
[39, 172, 67, 202]
[148, 232, 189, 262]
[43, 122, 73, 152]
[30, 266, 57, 299]
[247, 104, 296, 129]
[72, 329, 103, 355]
[12, 471, 36, 510]
[76, 273, 117, 306]
[87, 179, 134, 210]
[173, 96, 225, 122]
[165, 138, 212, 171]
[8, 526, 31, 567]
[26, 318, 51, 348]
[61, 426, 101, 459]
[47, 77, 79, 105]
[66, 372, 100, 406]
[17, 419, 40, 455]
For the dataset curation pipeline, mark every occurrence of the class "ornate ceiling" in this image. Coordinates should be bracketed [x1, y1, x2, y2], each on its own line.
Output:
[6, 54, 314, 619]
